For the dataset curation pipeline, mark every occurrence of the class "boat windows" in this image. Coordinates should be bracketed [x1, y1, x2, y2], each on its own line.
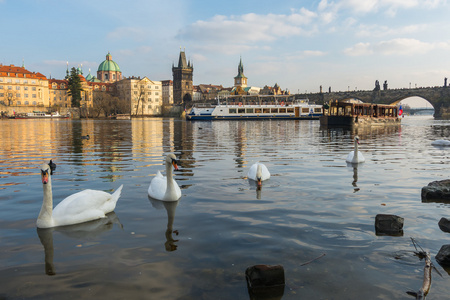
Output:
[263, 108, 270, 113]
[287, 108, 294, 113]
[314, 107, 322, 113]
[302, 108, 309, 113]
[229, 108, 237, 114]
[279, 108, 286, 113]
[246, 108, 254, 113]
[271, 108, 278, 113]
[255, 108, 262, 113]
[238, 108, 245, 114]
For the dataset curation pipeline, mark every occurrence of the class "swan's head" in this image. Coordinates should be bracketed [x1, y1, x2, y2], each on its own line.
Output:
[166, 153, 179, 171]
[256, 164, 263, 187]
[355, 136, 360, 144]
[40, 163, 51, 184]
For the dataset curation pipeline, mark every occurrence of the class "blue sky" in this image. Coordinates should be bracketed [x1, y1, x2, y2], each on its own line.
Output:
[2, 0, 449, 95]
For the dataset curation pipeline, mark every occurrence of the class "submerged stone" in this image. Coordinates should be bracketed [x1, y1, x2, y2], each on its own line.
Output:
[439, 217, 450, 233]
[375, 214, 404, 236]
[245, 264, 285, 299]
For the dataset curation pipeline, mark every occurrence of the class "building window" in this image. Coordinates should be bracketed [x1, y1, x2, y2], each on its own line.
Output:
[32, 101, 37, 105]
[23, 80, 28, 84]
[24, 86, 28, 90]
[15, 79, 20, 83]
[16, 86, 20, 90]
[25, 101, 29, 105]
[7, 79, 12, 83]
[32, 94, 36, 98]
[102, 86, 106, 91]
[0, 78, 3, 82]
[0, 86, 3, 89]
[16, 93, 21, 98]
[17, 101, 21, 105]
[32, 87, 36, 91]
[0, 93, 3, 97]
[8, 86, 12, 90]
[31, 80, 36, 84]
[24, 94, 28, 98]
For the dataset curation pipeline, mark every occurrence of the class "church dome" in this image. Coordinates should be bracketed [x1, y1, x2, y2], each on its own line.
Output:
[97, 52, 121, 72]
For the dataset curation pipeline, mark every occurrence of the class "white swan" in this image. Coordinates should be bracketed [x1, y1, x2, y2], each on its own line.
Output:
[148, 153, 181, 201]
[346, 136, 365, 163]
[248, 162, 270, 187]
[37, 163, 123, 228]
[431, 139, 450, 146]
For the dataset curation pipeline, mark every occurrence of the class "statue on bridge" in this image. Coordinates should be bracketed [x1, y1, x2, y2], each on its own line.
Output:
[374, 80, 380, 91]
[383, 80, 388, 90]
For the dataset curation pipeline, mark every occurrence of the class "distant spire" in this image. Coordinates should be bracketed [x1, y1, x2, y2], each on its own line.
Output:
[22, 58, 25, 68]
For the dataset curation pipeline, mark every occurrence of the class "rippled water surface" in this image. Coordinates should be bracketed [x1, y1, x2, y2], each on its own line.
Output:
[0, 116, 449, 299]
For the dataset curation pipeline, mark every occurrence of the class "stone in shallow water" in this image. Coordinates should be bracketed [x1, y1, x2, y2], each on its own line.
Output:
[421, 179, 450, 202]
[436, 244, 450, 266]
[375, 214, 404, 236]
[245, 264, 285, 299]
[438, 217, 450, 233]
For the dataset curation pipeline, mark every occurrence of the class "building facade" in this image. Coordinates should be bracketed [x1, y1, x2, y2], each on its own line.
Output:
[162, 80, 174, 105]
[115, 77, 162, 116]
[172, 49, 193, 105]
[0, 64, 49, 107]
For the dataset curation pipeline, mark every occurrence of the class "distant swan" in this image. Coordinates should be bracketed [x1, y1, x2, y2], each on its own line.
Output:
[37, 163, 123, 228]
[431, 139, 450, 146]
[148, 153, 181, 201]
[248, 162, 270, 187]
[346, 136, 365, 163]
[81, 135, 90, 140]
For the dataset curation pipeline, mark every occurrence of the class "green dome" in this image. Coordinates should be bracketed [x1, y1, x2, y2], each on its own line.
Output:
[97, 53, 121, 72]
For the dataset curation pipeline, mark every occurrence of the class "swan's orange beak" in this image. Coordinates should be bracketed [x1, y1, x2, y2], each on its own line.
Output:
[172, 159, 179, 171]
[41, 169, 49, 184]
[257, 178, 262, 187]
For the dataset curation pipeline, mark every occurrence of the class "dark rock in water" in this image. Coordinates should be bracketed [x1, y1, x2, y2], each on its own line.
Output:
[436, 244, 450, 266]
[439, 217, 450, 233]
[421, 179, 450, 202]
[375, 214, 404, 236]
[245, 264, 285, 299]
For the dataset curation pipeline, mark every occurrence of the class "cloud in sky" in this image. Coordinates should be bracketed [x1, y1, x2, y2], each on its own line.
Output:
[2, 0, 450, 92]
[344, 38, 448, 56]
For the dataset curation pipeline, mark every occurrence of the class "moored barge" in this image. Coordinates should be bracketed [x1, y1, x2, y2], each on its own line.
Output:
[320, 100, 401, 127]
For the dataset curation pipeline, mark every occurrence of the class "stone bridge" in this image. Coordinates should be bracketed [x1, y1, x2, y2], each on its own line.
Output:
[294, 86, 450, 118]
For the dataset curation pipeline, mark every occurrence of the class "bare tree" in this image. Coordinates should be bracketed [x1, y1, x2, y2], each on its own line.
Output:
[134, 84, 146, 116]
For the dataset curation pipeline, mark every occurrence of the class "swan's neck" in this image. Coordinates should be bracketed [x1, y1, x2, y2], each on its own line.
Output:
[164, 161, 176, 199]
[38, 179, 53, 227]
[256, 164, 262, 179]
[354, 140, 359, 159]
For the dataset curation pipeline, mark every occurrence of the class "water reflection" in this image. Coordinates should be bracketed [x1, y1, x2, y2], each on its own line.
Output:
[347, 163, 360, 192]
[36, 212, 121, 276]
[148, 197, 179, 251]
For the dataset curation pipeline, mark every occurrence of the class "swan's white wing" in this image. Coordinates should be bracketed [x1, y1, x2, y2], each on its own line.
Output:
[346, 151, 355, 163]
[356, 151, 366, 162]
[432, 139, 450, 146]
[247, 163, 258, 180]
[148, 171, 167, 200]
[163, 178, 182, 201]
[52, 189, 115, 227]
[260, 164, 271, 181]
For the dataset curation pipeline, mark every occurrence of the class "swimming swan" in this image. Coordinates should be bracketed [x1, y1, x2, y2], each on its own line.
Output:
[346, 136, 365, 163]
[148, 153, 181, 201]
[248, 162, 270, 187]
[431, 139, 450, 146]
[37, 163, 123, 228]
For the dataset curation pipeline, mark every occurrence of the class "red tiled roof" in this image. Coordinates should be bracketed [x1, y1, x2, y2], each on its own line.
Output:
[0, 64, 48, 80]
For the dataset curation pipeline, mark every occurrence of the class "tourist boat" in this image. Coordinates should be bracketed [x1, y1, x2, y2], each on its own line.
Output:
[186, 96, 323, 121]
[319, 100, 401, 127]
[24, 111, 70, 119]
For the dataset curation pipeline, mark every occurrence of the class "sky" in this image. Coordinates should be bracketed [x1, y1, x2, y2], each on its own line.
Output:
[2, 0, 450, 99]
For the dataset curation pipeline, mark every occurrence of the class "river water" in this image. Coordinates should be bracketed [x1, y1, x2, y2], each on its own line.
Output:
[0, 116, 449, 299]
